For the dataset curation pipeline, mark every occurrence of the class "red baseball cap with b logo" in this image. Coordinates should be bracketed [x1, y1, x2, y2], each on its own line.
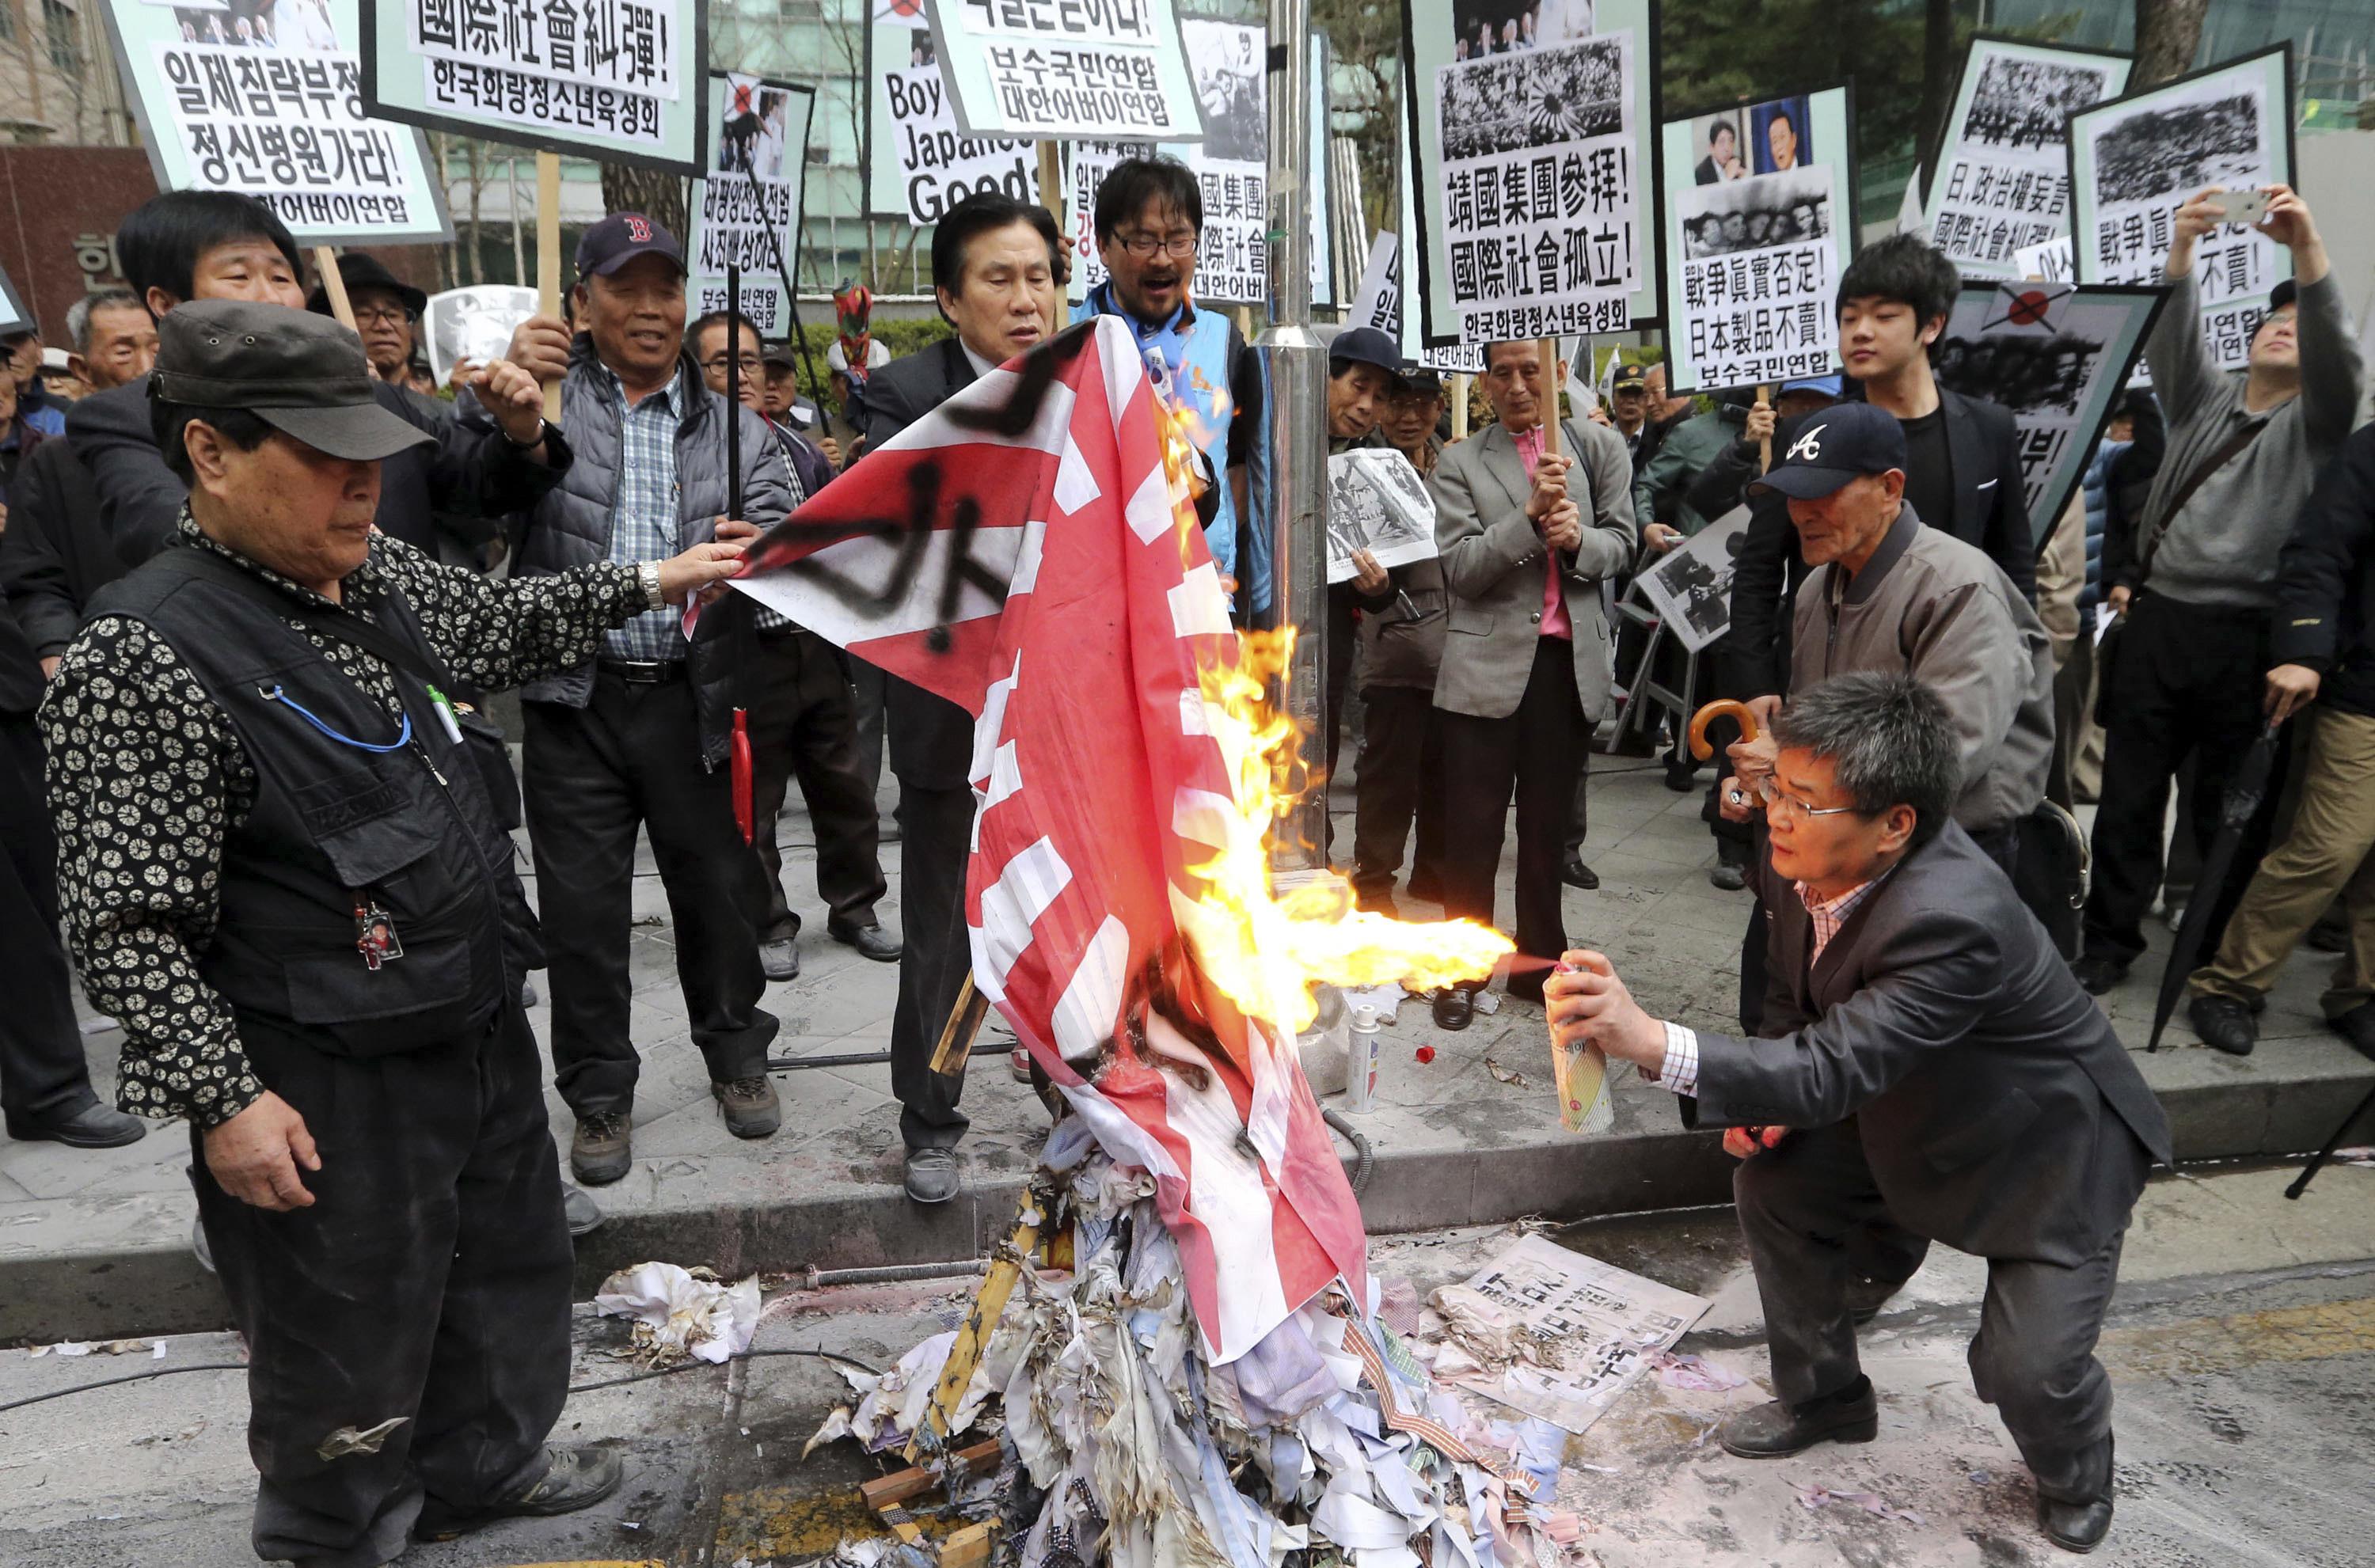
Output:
[576, 211, 686, 282]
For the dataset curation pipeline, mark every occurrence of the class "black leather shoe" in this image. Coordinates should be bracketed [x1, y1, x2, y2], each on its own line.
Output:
[1432, 985, 1476, 1031]
[1560, 851, 1600, 890]
[6, 1100, 146, 1148]
[415, 1445, 624, 1541]
[2038, 1492, 2115, 1553]
[2188, 993, 2259, 1056]
[2070, 955, 2127, 995]
[1709, 862, 1748, 891]
[1664, 757, 1698, 793]
[1406, 869, 1444, 903]
[1718, 1376, 1878, 1458]
[905, 1145, 960, 1204]
[830, 921, 904, 962]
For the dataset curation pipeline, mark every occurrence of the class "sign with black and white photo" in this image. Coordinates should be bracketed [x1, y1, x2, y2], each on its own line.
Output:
[2069, 45, 2293, 373]
[925, 0, 1202, 143]
[1634, 505, 1748, 653]
[686, 73, 814, 338]
[1922, 37, 2131, 277]
[359, 0, 709, 173]
[425, 284, 536, 389]
[1658, 84, 1856, 393]
[1326, 449, 1440, 584]
[1932, 280, 2165, 541]
[1062, 26, 1332, 307]
[1401, 0, 1661, 347]
[100, 0, 450, 244]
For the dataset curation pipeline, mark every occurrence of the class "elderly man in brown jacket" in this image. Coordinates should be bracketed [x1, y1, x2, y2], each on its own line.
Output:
[1427, 340, 1636, 1029]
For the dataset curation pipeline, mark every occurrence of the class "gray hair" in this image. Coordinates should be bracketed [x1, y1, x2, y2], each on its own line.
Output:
[1770, 673, 1962, 846]
[67, 287, 145, 355]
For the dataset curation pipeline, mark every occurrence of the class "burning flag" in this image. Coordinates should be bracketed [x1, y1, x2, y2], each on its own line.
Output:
[733, 317, 1507, 1363]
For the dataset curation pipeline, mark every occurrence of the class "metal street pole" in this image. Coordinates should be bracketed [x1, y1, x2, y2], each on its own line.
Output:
[1259, 5, 1329, 875]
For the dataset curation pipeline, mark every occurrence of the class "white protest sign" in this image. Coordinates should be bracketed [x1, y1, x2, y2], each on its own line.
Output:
[1325, 450, 1438, 584]
[880, 65, 1034, 226]
[1924, 38, 2132, 278]
[99, 0, 450, 243]
[929, 0, 1203, 143]
[1635, 506, 1750, 654]
[2014, 235, 2077, 282]
[687, 73, 815, 339]
[1349, 232, 1400, 336]
[360, 0, 709, 173]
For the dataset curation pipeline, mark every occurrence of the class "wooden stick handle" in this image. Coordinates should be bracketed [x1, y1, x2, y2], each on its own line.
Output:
[1450, 374, 1470, 440]
[312, 247, 354, 332]
[1537, 337, 1560, 457]
[929, 974, 992, 1077]
[1756, 383, 1773, 475]
[536, 151, 563, 423]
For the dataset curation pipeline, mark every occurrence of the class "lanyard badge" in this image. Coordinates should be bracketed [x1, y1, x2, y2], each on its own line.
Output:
[353, 897, 404, 970]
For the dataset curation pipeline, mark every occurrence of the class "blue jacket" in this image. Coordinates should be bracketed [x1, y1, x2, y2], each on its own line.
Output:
[2079, 439, 2127, 615]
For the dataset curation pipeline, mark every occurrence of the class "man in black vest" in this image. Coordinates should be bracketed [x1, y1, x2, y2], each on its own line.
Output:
[42, 302, 743, 1567]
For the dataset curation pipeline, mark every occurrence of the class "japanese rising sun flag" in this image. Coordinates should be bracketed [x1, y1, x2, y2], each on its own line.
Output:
[733, 317, 1503, 1361]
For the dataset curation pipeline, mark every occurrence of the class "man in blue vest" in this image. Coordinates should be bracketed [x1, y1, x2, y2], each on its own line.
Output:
[1074, 155, 1270, 617]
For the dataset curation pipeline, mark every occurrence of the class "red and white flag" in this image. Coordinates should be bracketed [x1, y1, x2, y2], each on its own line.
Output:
[734, 318, 1367, 1362]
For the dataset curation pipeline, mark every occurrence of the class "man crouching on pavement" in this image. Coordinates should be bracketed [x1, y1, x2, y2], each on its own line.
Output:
[40, 302, 743, 1567]
[1546, 672, 2172, 1555]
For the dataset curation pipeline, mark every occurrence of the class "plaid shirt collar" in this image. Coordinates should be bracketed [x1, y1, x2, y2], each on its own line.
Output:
[604, 362, 687, 420]
[1796, 868, 1894, 966]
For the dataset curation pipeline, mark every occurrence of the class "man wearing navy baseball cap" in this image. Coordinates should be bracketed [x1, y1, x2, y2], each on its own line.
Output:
[1721, 400, 2054, 892]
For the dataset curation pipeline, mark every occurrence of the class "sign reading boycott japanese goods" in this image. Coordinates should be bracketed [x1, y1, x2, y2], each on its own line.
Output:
[2069, 45, 2293, 373]
[686, 73, 815, 338]
[1923, 37, 2130, 279]
[1932, 281, 2165, 537]
[1658, 83, 1856, 393]
[1400, 0, 1662, 347]
[928, 0, 1203, 143]
[359, 0, 709, 173]
[99, 0, 450, 244]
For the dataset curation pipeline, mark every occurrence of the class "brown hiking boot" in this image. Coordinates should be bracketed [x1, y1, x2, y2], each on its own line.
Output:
[571, 1110, 632, 1186]
[711, 1075, 781, 1138]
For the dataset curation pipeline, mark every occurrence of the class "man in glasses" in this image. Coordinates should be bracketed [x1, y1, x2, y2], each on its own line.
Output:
[1548, 672, 2168, 1555]
[307, 253, 439, 399]
[1075, 156, 1269, 617]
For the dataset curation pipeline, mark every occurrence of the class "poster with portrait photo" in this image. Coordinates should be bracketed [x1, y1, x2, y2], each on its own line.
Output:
[1658, 82, 1856, 393]
[1924, 36, 2130, 277]
[1326, 449, 1440, 585]
[687, 72, 814, 338]
[1402, 0, 1661, 348]
[2069, 44, 2293, 373]
[425, 284, 537, 390]
[1932, 280, 2166, 537]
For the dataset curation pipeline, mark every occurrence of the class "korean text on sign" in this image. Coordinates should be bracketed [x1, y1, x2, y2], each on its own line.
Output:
[155, 44, 419, 230]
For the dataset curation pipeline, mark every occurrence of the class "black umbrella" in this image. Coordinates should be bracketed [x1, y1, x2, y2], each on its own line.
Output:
[2146, 721, 2282, 1053]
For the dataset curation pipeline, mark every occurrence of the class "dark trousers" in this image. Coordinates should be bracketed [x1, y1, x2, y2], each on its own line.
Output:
[746, 627, 888, 942]
[524, 677, 778, 1118]
[1734, 1120, 2128, 1505]
[849, 655, 887, 804]
[2084, 594, 2290, 966]
[888, 780, 973, 1152]
[1438, 637, 1586, 994]
[0, 714, 99, 1128]
[1351, 685, 1446, 898]
[198, 1004, 572, 1567]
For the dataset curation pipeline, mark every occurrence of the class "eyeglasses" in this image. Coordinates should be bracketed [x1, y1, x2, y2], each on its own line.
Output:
[702, 352, 764, 375]
[1753, 776, 1864, 821]
[353, 305, 410, 328]
[1116, 233, 1197, 260]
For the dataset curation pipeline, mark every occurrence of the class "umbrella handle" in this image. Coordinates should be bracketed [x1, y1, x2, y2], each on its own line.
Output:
[731, 708, 754, 847]
[1689, 698, 1760, 761]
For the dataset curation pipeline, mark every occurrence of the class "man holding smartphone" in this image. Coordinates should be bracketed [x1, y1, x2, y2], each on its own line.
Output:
[2074, 184, 2365, 995]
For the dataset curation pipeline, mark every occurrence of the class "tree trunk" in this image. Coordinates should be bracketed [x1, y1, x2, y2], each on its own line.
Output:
[599, 162, 688, 241]
[2134, 0, 2210, 89]
[1917, 0, 1956, 165]
[463, 137, 484, 286]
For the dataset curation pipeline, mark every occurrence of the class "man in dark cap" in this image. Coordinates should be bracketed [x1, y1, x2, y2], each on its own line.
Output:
[41, 301, 745, 1566]
[307, 252, 437, 398]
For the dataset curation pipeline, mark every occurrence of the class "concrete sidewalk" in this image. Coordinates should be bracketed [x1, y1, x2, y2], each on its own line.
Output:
[6, 763, 2371, 1345]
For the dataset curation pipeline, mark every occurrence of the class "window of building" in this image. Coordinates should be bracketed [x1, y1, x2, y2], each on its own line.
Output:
[43, 0, 81, 75]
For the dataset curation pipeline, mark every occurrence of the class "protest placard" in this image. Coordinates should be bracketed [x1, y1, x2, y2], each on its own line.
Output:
[359, 0, 709, 173]
[2069, 44, 2293, 373]
[2014, 234, 2077, 283]
[1922, 37, 2131, 279]
[424, 284, 536, 387]
[1062, 24, 1332, 307]
[1348, 232, 1399, 336]
[1634, 504, 1748, 654]
[1401, 0, 1662, 349]
[1659, 83, 1855, 393]
[686, 73, 815, 338]
[100, 0, 450, 244]
[928, 0, 1203, 144]
[1325, 450, 1438, 585]
[878, 62, 1036, 226]
[1932, 280, 2165, 538]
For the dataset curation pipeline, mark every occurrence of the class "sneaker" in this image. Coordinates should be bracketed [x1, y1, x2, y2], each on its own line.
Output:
[2187, 993, 2259, 1056]
[1009, 1046, 1033, 1083]
[905, 1145, 960, 1204]
[1718, 1376, 1878, 1458]
[413, 1444, 624, 1541]
[760, 936, 800, 982]
[710, 1076, 781, 1139]
[571, 1111, 633, 1186]
[2070, 955, 2127, 996]
[5, 1100, 146, 1148]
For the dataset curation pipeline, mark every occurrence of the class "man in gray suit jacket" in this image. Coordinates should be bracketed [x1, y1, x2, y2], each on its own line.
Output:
[1427, 340, 1636, 1029]
[1549, 674, 2171, 1555]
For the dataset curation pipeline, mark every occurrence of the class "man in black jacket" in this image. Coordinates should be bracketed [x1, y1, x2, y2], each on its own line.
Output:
[0, 288, 156, 677]
[859, 192, 1063, 1204]
[68, 192, 556, 571]
[2186, 420, 2375, 1057]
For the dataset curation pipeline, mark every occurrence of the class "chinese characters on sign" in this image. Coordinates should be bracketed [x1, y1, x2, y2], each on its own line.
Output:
[1434, 33, 1640, 344]
[687, 72, 814, 336]
[1925, 40, 2130, 278]
[932, 0, 1200, 142]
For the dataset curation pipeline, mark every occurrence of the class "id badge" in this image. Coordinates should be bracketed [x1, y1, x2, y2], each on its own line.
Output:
[353, 898, 404, 970]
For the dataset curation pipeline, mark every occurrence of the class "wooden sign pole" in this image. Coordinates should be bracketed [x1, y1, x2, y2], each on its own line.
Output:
[536, 150, 564, 422]
[1755, 383, 1774, 474]
[1036, 140, 1064, 235]
[312, 248, 355, 332]
[1450, 374, 1470, 440]
[1536, 336, 1560, 457]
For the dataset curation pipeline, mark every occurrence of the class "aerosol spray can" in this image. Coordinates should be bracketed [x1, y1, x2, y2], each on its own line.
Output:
[1346, 1004, 1381, 1113]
